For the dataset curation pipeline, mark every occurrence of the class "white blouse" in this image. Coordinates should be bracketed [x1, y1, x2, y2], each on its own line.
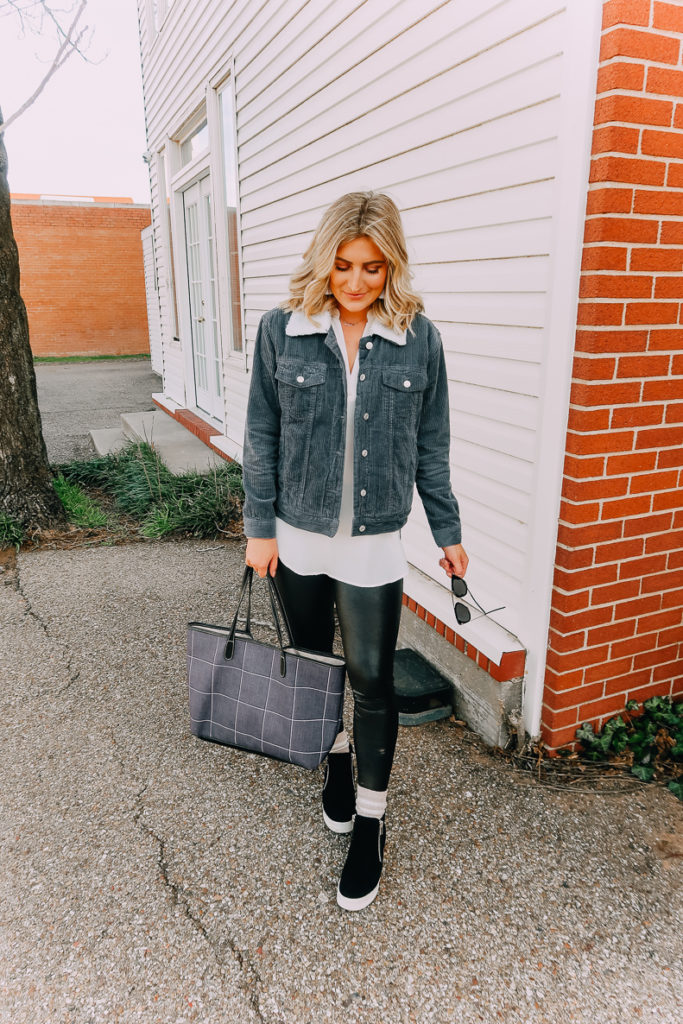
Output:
[276, 315, 408, 587]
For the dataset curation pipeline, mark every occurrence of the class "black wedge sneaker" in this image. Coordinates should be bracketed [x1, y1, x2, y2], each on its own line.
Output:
[322, 745, 355, 834]
[337, 813, 386, 911]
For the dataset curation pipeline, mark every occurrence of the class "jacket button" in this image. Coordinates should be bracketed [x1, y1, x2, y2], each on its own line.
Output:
[366, 341, 373, 350]
[361, 449, 368, 457]
[360, 488, 367, 497]
[363, 412, 369, 420]
[403, 380, 411, 388]
[359, 373, 366, 381]
[297, 375, 305, 383]
[359, 525, 366, 532]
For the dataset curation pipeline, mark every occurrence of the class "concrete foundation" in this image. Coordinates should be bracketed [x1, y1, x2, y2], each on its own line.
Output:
[397, 607, 523, 750]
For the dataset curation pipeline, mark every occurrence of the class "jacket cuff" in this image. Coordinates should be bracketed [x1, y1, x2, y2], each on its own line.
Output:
[432, 524, 462, 548]
[243, 516, 277, 539]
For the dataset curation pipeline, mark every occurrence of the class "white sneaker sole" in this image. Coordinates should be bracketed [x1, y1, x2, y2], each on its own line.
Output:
[336, 881, 380, 912]
[322, 809, 354, 834]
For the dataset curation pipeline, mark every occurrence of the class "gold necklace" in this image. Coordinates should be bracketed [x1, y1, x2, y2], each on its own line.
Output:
[340, 317, 365, 327]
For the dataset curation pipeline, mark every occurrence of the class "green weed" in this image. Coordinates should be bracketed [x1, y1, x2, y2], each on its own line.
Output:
[0, 513, 25, 550]
[109, 442, 174, 517]
[576, 695, 683, 799]
[139, 503, 177, 539]
[54, 441, 243, 541]
[53, 475, 109, 528]
[52, 451, 120, 491]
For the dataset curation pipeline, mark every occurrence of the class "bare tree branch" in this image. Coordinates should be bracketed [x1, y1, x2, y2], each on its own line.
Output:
[0, 0, 91, 135]
[1, 1, 67, 30]
[40, 0, 92, 61]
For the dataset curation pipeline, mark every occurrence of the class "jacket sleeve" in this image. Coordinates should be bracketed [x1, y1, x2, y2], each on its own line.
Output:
[415, 324, 462, 548]
[242, 313, 281, 539]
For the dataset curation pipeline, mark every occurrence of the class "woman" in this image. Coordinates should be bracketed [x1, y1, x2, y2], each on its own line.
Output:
[242, 191, 468, 911]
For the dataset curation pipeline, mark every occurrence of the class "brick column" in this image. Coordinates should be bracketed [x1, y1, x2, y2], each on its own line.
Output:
[543, 0, 683, 751]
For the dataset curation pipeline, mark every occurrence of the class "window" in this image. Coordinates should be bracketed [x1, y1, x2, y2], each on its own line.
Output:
[218, 80, 243, 352]
[180, 119, 209, 167]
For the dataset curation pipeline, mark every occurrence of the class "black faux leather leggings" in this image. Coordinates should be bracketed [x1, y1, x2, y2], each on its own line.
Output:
[274, 560, 403, 791]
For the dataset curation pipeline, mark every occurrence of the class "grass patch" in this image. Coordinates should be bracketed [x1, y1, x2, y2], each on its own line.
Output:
[0, 513, 25, 550]
[53, 475, 109, 528]
[54, 440, 243, 541]
[52, 452, 120, 491]
[34, 354, 152, 364]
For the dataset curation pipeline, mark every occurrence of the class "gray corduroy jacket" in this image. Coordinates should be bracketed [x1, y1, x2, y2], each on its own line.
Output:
[242, 306, 462, 548]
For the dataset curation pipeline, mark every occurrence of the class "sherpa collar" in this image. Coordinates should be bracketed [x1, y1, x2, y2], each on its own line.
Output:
[285, 308, 407, 345]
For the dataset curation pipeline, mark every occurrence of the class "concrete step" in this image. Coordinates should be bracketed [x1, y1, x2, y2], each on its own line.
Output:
[119, 410, 225, 475]
[120, 411, 160, 443]
[89, 427, 128, 457]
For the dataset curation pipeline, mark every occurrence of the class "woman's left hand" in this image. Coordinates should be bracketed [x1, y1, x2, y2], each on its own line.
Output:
[439, 543, 469, 578]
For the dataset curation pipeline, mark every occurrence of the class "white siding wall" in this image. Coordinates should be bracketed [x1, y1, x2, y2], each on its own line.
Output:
[141, 225, 163, 374]
[138, 2, 186, 405]
[137, 0, 599, 706]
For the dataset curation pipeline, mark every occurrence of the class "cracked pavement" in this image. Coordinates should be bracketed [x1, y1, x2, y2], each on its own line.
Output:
[0, 540, 681, 1024]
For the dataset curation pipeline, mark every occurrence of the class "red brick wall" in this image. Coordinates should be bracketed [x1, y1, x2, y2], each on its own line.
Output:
[543, 0, 683, 751]
[11, 199, 151, 357]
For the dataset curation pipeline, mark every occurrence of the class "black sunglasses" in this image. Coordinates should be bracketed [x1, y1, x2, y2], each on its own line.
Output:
[451, 575, 505, 625]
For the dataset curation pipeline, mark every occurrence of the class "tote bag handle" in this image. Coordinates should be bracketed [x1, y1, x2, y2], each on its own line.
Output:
[225, 566, 295, 673]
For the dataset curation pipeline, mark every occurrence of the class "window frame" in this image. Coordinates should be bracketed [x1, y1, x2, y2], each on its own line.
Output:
[208, 59, 246, 364]
[155, 147, 179, 343]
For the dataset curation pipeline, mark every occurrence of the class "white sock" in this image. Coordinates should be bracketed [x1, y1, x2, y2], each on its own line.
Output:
[330, 729, 350, 754]
[356, 785, 387, 819]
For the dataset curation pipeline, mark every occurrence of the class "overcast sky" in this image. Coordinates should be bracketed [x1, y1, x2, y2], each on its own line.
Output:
[1, 0, 150, 203]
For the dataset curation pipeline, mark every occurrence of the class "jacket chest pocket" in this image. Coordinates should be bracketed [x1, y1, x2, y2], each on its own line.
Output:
[380, 367, 428, 427]
[377, 367, 429, 511]
[275, 361, 327, 424]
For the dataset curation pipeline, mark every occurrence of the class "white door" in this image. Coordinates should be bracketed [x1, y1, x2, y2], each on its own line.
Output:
[182, 176, 222, 420]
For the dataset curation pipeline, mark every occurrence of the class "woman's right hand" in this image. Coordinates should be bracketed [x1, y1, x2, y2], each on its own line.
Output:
[245, 537, 279, 578]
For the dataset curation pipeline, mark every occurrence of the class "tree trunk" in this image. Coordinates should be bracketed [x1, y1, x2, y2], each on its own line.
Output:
[0, 116, 64, 528]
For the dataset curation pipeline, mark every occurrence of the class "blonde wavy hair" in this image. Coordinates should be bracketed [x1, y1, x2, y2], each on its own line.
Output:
[285, 191, 423, 334]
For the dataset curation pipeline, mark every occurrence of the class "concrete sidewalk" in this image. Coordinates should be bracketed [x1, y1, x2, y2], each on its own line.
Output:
[34, 358, 160, 463]
[0, 539, 681, 1024]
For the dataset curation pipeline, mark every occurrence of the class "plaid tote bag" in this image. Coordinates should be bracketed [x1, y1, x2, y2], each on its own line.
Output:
[187, 566, 346, 769]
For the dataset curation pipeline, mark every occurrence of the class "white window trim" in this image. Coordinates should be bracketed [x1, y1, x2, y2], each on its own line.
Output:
[168, 89, 242, 425]
[170, 152, 211, 195]
[173, 105, 210, 169]
[168, 99, 214, 413]
[168, 98, 212, 415]
[155, 147, 178, 343]
[207, 61, 247, 371]
[169, 160, 217, 421]
[160, 64, 247, 434]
